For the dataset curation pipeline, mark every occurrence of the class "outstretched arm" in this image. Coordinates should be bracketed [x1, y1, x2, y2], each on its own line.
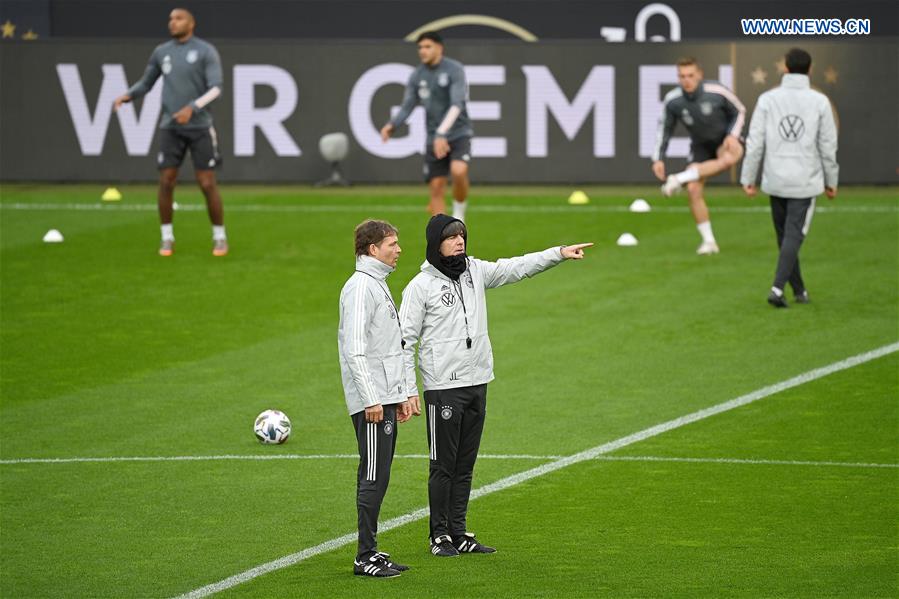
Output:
[479, 243, 593, 289]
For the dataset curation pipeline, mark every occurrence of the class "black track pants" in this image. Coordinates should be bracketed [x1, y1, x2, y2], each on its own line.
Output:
[424, 384, 487, 539]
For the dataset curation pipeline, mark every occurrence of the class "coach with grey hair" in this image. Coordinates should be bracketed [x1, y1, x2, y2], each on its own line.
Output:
[741, 47, 839, 308]
[338, 220, 419, 578]
[400, 214, 592, 558]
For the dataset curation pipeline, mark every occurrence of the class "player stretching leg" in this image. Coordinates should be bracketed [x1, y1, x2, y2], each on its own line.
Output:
[651, 57, 746, 255]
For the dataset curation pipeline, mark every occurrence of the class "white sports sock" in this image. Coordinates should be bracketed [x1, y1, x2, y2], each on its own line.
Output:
[161, 224, 174, 241]
[212, 225, 227, 241]
[696, 220, 715, 243]
[771, 286, 784, 297]
[675, 167, 700, 185]
[452, 200, 467, 222]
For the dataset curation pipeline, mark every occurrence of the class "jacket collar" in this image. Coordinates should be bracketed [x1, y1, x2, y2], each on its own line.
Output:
[683, 81, 704, 100]
[356, 255, 394, 280]
[781, 73, 810, 89]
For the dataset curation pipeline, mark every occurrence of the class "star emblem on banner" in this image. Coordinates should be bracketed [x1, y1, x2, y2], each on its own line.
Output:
[751, 66, 768, 85]
[22, 28, 38, 40]
[1, 20, 15, 38]
[823, 66, 838, 85]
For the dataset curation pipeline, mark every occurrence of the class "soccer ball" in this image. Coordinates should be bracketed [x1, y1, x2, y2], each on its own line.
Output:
[254, 409, 291, 444]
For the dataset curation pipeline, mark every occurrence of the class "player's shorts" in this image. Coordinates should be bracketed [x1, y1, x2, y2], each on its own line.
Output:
[423, 136, 471, 182]
[687, 138, 725, 163]
[157, 127, 222, 171]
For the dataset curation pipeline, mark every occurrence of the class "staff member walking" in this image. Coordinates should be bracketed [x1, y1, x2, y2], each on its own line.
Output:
[338, 220, 418, 577]
[740, 48, 839, 307]
[400, 214, 591, 557]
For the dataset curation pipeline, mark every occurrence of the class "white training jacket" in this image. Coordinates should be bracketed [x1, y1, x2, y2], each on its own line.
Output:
[740, 73, 839, 198]
[399, 247, 565, 394]
[338, 255, 407, 416]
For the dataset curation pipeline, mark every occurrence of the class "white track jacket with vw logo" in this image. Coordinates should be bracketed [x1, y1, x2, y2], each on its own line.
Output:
[399, 248, 564, 394]
[338, 255, 407, 415]
[740, 73, 839, 198]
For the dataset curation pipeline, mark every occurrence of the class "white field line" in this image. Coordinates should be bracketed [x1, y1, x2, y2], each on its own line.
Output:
[172, 341, 898, 599]
[0, 453, 558, 465]
[0, 202, 895, 214]
[3, 453, 897, 469]
[595, 455, 899, 469]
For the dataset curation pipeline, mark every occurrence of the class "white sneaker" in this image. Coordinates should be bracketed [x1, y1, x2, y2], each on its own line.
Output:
[696, 241, 720, 255]
[661, 175, 682, 197]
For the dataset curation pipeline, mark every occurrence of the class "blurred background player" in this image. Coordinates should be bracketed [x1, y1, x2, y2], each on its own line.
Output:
[380, 32, 473, 221]
[740, 48, 839, 308]
[651, 57, 746, 255]
[338, 220, 417, 577]
[114, 8, 227, 257]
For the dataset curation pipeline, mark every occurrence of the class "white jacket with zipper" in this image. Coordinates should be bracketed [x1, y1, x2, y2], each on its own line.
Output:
[399, 248, 564, 394]
[740, 73, 839, 198]
[338, 255, 407, 415]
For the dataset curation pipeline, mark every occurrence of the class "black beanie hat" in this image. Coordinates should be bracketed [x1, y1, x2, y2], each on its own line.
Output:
[425, 214, 468, 280]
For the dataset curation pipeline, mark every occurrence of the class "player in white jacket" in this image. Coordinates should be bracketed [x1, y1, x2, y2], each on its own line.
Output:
[400, 214, 591, 557]
[338, 220, 418, 577]
[740, 48, 839, 308]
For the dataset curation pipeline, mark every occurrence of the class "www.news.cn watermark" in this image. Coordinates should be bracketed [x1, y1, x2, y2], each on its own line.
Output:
[741, 18, 871, 36]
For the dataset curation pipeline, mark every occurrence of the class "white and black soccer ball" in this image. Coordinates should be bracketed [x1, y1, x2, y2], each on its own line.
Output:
[254, 409, 291, 444]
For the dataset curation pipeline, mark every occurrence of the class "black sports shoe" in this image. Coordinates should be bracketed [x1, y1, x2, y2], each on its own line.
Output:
[453, 532, 497, 554]
[374, 551, 409, 572]
[430, 535, 460, 557]
[353, 554, 401, 577]
[767, 291, 788, 308]
[794, 290, 810, 304]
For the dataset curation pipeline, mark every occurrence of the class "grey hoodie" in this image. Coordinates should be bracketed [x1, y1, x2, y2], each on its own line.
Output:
[399, 248, 564, 394]
[338, 255, 407, 415]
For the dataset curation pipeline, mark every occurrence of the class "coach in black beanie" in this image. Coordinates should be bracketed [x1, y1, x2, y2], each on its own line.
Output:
[425, 214, 467, 280]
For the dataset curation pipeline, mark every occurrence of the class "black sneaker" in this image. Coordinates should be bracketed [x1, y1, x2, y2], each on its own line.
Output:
[453, 532, 497, 554]
[767, 291, 788, 308]
[353, 554, 401, 577]
[430, 535, 460, 557]
[375, 551, 409, 572]
[794, 290, 810, 304]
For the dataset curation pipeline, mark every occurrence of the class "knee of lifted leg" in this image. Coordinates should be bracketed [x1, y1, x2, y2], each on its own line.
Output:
[450, 162, 469, 179]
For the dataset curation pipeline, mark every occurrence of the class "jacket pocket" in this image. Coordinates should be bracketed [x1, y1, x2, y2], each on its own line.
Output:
[381, 357, 405, 399]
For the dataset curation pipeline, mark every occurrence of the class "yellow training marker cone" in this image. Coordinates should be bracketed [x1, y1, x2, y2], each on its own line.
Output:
[101, 187, 122, 202]
[568, 190, 589, 205]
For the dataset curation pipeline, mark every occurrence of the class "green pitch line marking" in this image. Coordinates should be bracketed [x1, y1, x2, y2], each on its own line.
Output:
[171, 340, 899, 599]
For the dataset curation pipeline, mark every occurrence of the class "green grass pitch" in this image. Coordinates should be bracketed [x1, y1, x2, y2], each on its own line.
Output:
[1, 183, 896, 598]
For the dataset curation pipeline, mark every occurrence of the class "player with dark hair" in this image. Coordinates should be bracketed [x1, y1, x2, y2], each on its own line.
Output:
[114, 8, 228, 256]
[652, 57, 747, 255]
[741, 48, 839, 307]
[380, 32, 473, 221]
[338, 220, 419, 577]
[400, 214, 591, 557]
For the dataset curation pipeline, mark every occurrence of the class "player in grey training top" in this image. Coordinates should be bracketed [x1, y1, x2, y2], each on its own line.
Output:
[651, 57, 746, 255]
[114, 8, 228, 257]
[381, 31, 474, 222]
